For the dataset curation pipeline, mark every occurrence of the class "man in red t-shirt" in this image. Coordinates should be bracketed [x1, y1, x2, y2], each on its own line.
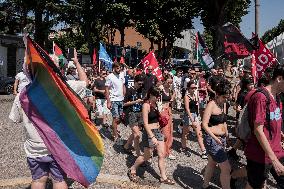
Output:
[245, 64, 284, 189]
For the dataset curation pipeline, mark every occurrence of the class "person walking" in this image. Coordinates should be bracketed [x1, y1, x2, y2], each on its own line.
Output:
[202, 80, 231, 189]
[128, 87, 175, 185]
[123, 75, 144, 156]
[105, 62, 126, 145]
[181, 81, 207, 159]
[160, 74, 175, 160]
[244, 65, 284, 189]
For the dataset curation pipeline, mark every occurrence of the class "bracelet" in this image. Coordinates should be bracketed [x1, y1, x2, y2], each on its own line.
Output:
[149, 136, 155, 139]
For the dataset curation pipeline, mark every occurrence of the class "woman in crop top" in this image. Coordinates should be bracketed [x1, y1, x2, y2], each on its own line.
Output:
[128, 87, 175, 185]
[181, 81, 207, 159]
[202, 81, 231, 189]
[159, 74, 176, 160]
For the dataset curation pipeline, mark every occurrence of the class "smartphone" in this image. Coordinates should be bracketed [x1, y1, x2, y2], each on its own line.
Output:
[68, 48, 75, 60]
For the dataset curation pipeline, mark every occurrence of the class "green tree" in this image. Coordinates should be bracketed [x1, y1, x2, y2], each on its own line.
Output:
[104, 1, 132, 47]
[262, 19, 284, 44]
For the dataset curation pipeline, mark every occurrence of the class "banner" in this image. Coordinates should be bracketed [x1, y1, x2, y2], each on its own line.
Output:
[254, 39, 277, 79]
[53, 42, 68, 67]
[99, 43, 113, 71]
[197, 32, 214, 70]
[219, 23, 257, 60]
[141, 51, 163, 81]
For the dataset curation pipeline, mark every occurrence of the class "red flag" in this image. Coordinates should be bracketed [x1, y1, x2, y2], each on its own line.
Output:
[195, 32, 199, 60]
[120, 56, 125, 64]
[254, 39, 277, 79]
[141, 51, 163, 81]
[251, 54, 256, 83]
[93, 48, 97, 65]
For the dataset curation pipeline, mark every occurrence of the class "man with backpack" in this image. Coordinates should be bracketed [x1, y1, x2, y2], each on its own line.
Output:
[244, 65, 284, 189]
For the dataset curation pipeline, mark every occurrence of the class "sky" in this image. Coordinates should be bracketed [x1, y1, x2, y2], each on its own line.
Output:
[193, 0, 284, 38]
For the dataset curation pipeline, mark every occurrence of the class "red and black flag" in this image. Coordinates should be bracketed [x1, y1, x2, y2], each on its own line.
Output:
[219, 23, 258, 60]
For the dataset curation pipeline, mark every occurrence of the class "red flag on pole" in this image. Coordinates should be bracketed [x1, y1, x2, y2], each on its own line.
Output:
[254, 39, 277, 80]
[251, 54, 257, 84]
[93, 48, 97, 65]
[120, 56, 125, 64]
[141, 51, 163, 81]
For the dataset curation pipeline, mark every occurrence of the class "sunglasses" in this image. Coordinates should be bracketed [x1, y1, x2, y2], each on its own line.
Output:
[137, 82, 144, 86]
[190, 87, 197, 89]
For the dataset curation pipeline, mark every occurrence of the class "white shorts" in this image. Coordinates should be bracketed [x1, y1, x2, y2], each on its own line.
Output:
[95, 99, 109, 116]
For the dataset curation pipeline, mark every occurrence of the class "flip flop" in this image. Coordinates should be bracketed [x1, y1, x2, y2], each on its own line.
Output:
[127, 169, 138, 183]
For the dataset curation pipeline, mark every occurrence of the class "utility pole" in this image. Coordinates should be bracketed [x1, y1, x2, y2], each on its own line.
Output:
[255, 0, 260, 36]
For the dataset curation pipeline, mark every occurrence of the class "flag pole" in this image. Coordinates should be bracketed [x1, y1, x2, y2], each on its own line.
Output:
[98, 60, 101, 73]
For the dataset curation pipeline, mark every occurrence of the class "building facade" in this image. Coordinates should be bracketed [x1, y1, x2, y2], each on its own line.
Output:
[0, 34, 25, 78]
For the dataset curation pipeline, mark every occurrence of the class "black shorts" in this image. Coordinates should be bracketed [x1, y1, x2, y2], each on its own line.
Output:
[247, 158, 284, 189]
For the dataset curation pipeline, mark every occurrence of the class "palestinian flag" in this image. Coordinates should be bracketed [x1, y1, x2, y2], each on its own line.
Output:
[196, 32, 214, 70]
[53, 42, 68, 67]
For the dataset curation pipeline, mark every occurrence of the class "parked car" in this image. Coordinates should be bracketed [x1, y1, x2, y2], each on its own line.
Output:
[0, 76, 15, 94]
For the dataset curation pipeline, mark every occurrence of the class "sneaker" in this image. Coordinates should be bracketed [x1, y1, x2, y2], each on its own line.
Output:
[201, 151, 208, 159]
[114, 138, 124, 146]
[168, 154, 176, 160]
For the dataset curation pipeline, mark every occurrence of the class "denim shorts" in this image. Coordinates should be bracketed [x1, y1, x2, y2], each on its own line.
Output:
[142, 129, 164, 148]
[126, 112, 143, 127]
[27, 155, 66, 182]
[204, 133, 228, 163]
[183, 113, 198, 126]
[111, 101, 124, 118]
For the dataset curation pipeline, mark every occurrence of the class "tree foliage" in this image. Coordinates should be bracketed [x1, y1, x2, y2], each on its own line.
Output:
[262, 19, 284, 44]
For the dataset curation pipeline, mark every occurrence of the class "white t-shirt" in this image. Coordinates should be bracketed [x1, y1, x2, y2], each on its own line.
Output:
[9, 80, 87, 158]
[173, 76, 182, 90]
[105, 73, 125, 101]
[15, 72, 30, 93]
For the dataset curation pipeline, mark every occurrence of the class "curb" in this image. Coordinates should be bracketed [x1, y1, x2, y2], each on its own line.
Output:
[0, 174, 183, 189]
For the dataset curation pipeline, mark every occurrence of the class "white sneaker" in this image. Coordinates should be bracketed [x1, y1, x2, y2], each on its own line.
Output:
[168, 154, 176, 160]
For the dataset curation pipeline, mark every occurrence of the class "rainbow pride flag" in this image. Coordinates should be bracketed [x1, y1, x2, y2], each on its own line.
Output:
[21, 36, 104, 187]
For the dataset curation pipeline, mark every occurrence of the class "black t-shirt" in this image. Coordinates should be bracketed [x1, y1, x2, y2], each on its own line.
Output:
[124, 86, 143, 113]
[143, 74, 158, 95]
[93, 78, 106, 99]
[236, 90, 248, 108]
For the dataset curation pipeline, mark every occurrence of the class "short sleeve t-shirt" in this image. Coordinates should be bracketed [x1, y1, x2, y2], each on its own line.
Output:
[198, 78, 207, 100]
[15, 72, 30, 93]
[124, 87, 143, 112]
[93, 78, 106, 99]
[245, 89, 284, 164]
[105, 73, 125, 101]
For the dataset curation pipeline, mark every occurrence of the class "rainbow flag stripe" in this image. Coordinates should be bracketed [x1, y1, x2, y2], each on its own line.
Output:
[20, 36, 104, 187]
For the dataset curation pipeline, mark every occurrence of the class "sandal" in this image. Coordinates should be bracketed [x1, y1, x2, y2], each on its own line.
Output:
[160, 178, 175, 185]
[127, 169, 138, 182]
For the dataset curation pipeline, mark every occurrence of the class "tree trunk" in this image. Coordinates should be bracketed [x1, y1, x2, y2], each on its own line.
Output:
[119, 27, 125, 47]
[34, 8, 44, 47]
[150, 38, 154, 52]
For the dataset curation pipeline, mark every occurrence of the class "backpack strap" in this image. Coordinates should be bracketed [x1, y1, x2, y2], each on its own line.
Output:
[255, 88, 272, 140]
